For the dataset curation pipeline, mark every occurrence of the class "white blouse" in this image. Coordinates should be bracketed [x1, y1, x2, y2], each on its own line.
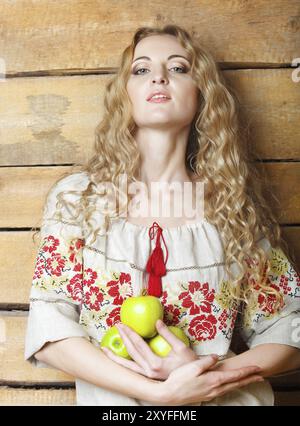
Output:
[24, 172, 300, 406]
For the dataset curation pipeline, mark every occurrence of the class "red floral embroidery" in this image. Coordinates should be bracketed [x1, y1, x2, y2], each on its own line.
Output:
[106, 307, 121, 327]
[258, 283, 285, 315]
[46, 252, 66, 276]
[188, 314, 217, 341]
[83, 268, 98, 287]
[67, 273, 83, 303]
[43, 235, 59, 253]
[32, 235, 83, 304]
[279, 275, 291, 295]
[73, 263, 82, 272]
[33, 256, 46, 279]
[32, 233, 300, 348]
[85, 286, 104, 311]
[107, 273, 133, 305]
[218, 310, 229, 331]
[69, 239, 84, 264]
[179, 281, 215, 315]
[161, 290, 168, 305]
[163, 304, 181, 326]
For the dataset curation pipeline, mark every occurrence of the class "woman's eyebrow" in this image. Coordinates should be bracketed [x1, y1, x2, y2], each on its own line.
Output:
[132, 54, 190, 64]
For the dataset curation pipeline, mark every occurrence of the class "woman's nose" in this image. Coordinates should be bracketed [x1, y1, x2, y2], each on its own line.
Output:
[152, 76, 167, 84]
[152, 68, 169, 84]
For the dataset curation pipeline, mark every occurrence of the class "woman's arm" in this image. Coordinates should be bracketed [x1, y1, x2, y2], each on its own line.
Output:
[211, 344, 300, 377]
[35, 336, 164, 403]
[36, 336, 264, 406]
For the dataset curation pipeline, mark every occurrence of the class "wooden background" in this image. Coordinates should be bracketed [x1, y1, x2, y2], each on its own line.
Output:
[0, 0, 300, 406]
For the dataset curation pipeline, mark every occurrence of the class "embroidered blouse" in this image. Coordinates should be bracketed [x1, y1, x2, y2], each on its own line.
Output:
[24, 172, 300, 406]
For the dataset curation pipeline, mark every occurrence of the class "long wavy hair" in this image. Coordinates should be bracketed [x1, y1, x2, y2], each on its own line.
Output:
[32, 24, 296, 315]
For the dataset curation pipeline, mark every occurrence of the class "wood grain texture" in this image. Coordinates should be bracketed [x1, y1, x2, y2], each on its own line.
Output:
[0, 0, 299, 74]
[0, 386, 298, 406]
[225, 69, 300, 160]
[0, 387, 75, 406]
[0, 75, 110, 166]
[0, 315, 74, 382]
[0, 166, 71, 228]
[259, 162, 300, 224]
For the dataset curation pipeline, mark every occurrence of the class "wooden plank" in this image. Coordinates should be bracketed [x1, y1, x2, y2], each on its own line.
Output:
[1, 226, 300, 306]
[0, 0, 299, 74]
[0, 386, 298, 406]
[0, 166, 71, 228]
[0, 70, 299, 166]
[281, 227, 300, 271]
[0, 315, 74, 383]
[225, 69, 300, 160]
[0, 164, 299, 227]
[0, 75, 109, 166]
[0, 231, 37, 306]
[0, 387, 75, 406]
[259, 162, 300, 224]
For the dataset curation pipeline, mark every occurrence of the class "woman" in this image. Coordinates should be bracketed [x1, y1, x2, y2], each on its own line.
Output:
[24, 24, 300, 406]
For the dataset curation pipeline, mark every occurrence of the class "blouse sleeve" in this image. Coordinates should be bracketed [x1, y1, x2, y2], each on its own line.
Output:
[24, 172, 90, 368]
[239, 237, 300, 351]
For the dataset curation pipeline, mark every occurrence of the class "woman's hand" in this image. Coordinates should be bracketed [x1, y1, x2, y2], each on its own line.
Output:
[101, 320, 199, 380]
[160, 355, 264, 406]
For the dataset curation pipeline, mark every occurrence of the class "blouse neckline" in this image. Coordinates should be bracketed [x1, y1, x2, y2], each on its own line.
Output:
[119, 216, 208, 233]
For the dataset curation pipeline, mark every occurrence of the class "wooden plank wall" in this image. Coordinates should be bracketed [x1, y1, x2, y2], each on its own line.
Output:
[0, 0, 300, 406]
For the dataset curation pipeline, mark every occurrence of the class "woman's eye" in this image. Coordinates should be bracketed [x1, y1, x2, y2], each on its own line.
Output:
[134, 68, 148, 75]
[133, 66, 187, 75]
[171, 66, 187, 73]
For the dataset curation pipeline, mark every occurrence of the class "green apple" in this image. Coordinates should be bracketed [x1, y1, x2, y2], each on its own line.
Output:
[120, 295, 164, 338]
[100, 325, 132, 359]
[148, 326, 190, 357]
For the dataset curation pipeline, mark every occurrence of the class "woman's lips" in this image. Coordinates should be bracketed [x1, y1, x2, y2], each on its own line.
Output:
[147, 98, 171, 103]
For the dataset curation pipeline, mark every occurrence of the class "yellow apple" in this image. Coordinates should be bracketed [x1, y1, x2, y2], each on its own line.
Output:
[100, 325, 132, 359]
[120, 295, 164, 338]
[148, 326, 190, 357]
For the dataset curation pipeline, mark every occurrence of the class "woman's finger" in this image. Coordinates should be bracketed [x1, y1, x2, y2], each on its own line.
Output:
[115, 323, 158, 369]
[155, 320, 188, 351]
[101, 346, 144, 375]
[217, 366, 263, 386]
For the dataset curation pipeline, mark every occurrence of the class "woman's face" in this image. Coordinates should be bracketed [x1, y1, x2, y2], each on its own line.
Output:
[126, 34, 199, 130]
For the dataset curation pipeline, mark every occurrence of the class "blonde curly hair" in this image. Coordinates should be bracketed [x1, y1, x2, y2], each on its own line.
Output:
[32, 23, 296, 314]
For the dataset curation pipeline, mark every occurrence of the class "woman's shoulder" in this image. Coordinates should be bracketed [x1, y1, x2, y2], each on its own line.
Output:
[44, 171, 91, 218]
[51, 170, 90, 193]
